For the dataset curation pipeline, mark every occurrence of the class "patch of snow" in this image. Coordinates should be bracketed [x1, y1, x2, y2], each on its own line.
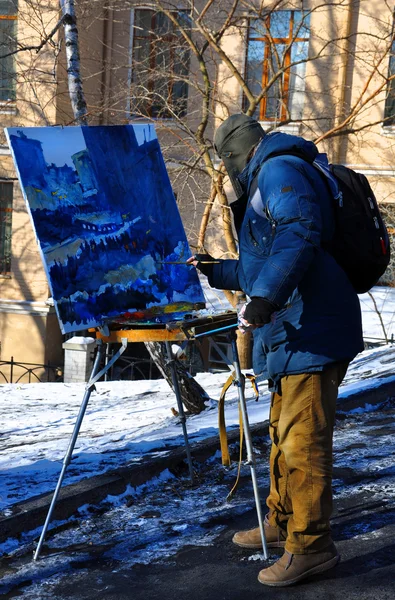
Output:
[246, 552, 266, 561]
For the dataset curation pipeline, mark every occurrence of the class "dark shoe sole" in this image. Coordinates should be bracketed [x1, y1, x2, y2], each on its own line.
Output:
[258, 554, 340, 587]
[233, 537, 286, 550]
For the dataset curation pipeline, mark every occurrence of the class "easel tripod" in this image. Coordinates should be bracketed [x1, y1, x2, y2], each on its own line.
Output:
[33, 316, 268, 561]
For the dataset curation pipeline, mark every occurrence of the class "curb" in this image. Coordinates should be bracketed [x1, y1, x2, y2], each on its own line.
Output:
[1, 378, 394, 544]
[0, 427, 250, 544]
[337, 377, 395, 411]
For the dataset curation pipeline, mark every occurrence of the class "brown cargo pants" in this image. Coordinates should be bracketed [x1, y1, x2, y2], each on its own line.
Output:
[266, 363, 349, 554]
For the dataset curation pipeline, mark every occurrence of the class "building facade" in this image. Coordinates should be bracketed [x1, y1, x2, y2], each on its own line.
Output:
[0, 0, 63, 381]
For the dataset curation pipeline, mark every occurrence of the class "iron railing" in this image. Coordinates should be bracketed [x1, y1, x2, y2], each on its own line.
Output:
[363, 334, 394, 349]
[0, 357, 63, 384]
[0, 354, 157, 384]
[101, 344, 204, 380]
[0, 335, 393, 384]
[102, 353, 160, 381]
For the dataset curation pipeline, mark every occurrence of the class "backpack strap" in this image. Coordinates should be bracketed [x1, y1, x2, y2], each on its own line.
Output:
[247, 149, 339, 219]
[247, 149, 314, 217]
[312, 154, 342, 205]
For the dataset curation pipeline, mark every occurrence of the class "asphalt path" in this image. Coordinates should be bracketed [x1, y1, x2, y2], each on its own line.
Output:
[1, 398, 394, 599]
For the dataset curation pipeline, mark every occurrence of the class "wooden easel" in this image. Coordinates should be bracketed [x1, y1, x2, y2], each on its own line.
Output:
[33, 313, 268, 561]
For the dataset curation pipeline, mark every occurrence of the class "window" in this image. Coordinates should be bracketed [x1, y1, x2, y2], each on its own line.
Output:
[0, 182, 13, 275]
[0, 0, 17, 102]
[384, 20, 395, 125]
[245, 10, 310, 122]
[130, 9, 190, 118]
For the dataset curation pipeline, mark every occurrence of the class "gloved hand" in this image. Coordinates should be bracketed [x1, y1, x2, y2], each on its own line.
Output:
[237, 302, 252, 333]
[243, 297, 278, 326]
[186, 253, 217, 277]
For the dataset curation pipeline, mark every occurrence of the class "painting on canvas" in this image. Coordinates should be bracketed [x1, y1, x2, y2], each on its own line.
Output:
[5, 125, 205, 333]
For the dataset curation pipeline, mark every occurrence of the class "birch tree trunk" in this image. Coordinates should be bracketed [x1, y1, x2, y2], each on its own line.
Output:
[60, 0, 88, 125]
[60, 1, 209, 413]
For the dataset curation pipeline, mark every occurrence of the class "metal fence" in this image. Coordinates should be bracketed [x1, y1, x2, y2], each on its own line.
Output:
[0, 348, 194, 385]
[363, 335, 394, 349]
[2, 335, 391, 384]
[0, 355, 157, 384]
[0, 357, 63, 383]
[102, 352, 160, 381]
[102, 343, 204, 380]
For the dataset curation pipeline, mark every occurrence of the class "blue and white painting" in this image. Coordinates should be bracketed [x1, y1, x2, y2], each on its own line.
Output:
[5, 125, 205, 333]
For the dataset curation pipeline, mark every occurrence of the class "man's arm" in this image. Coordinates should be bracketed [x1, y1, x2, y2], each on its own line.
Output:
[187, 255, 243, 291]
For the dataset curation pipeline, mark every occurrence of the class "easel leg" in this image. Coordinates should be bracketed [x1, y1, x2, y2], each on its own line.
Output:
[164, 341, 194, 483]
[33, 341, 106, 561]
[228, 331, 269, 560]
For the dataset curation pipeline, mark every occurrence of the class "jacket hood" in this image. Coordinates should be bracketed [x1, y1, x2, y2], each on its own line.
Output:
[214, 114, 266, 199]
[239, 131, 319, 192]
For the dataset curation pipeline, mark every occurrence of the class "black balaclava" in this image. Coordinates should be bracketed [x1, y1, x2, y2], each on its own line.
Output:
[214, 114, 265, 199]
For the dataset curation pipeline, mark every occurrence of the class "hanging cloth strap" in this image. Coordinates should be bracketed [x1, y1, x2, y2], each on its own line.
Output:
[218, 373, 236, 467]
[218, 372, 259, 467]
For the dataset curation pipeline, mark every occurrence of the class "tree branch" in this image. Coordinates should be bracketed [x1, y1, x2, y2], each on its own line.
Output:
[0, 15, 64, 59]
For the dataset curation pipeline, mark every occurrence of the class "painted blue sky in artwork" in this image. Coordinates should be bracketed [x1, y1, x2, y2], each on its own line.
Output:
[15, 124, 157, 169]
[132, 123, 156, 146]
[6, 124, 205, 333]
[16, 126, 87, 168]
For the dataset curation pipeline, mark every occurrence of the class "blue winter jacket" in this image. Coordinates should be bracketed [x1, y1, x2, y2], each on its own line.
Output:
[209, 132, 364, 385]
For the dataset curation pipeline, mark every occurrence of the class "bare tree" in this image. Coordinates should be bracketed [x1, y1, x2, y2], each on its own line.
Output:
[367, 290, 389, 343]
[95, 0, 395, 363]
[59, 0, 88, 124]
[8, 2, 395, 238]
[0, 0, 209, 411]
[3, 0, 395, 379]
[66, 0, 210, 413]
[112, 0, 395, 243]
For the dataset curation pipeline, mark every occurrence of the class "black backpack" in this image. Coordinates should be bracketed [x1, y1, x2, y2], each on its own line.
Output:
[253, 151, 391, 294]
[313, 161, 390, 294]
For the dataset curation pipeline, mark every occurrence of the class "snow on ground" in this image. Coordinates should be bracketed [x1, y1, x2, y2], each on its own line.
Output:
[0, 372, 271, 510]
[359, 286, 395, 342]
[0, 286, 395, 512]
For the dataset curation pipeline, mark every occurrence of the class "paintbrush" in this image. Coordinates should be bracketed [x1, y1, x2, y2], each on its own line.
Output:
[158, 260, 221, 265]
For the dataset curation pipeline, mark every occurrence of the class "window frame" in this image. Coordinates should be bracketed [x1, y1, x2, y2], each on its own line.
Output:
[384, 17, 395, 127]
[129, 7, 190, 119]
[244, 10, 310, 122]
[0, 181, 13, 276]
[0, 1, 18, 103]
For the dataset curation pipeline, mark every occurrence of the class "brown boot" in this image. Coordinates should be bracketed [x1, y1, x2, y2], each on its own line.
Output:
[232, 516, 287, 549]
[258, 542, 340, 587]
